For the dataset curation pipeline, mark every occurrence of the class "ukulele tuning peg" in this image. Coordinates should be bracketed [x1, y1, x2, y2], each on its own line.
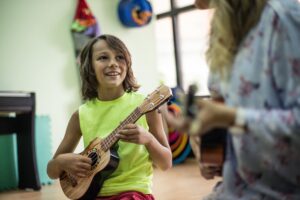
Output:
[188, 84, 198, 94]
[186, 83, 198, 119]
[148, 102, 154, 110]
[159, 94, 165, 99]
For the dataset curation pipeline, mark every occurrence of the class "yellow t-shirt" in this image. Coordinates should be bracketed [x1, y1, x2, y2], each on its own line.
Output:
[79, 92, 153, 196]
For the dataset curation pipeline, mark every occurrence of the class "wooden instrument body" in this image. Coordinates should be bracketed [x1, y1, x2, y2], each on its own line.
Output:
[200, 98, 227, 171]
[60, 137, 119, 200]
[185, 85, 227, 172]
[200, 128, 227, 168]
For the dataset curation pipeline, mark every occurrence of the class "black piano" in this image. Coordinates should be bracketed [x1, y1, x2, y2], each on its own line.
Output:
[0, 91, 41, 190]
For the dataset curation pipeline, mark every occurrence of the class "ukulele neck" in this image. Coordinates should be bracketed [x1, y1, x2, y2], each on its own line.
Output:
[100, 107, 142, 151]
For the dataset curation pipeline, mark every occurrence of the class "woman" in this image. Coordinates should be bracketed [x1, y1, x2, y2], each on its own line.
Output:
[193, 0, 300, 199]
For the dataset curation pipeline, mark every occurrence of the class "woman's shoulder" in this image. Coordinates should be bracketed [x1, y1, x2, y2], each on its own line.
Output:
[266, 0, 300, 51]
[267, 0, 300, 23]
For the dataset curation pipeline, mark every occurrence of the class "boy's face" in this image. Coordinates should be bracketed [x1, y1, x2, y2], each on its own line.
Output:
[91, 39, 127, 91]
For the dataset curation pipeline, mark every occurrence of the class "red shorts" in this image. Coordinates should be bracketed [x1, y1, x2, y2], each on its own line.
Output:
[96, 191, 155, 200]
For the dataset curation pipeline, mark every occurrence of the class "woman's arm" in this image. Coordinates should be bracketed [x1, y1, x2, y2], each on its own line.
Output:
[232, 10, 300, 142]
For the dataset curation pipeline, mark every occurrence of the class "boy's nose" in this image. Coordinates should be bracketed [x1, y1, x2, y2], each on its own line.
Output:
[109, 59, 118, 68]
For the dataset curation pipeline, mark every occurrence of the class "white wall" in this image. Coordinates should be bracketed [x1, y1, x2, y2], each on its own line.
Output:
[0, 0, 159, 153]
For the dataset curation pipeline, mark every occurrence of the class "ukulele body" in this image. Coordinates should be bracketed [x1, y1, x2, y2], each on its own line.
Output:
[185, 85, 227, 172]
[60, 137, 119, 200]
[200, 128, 227, 168]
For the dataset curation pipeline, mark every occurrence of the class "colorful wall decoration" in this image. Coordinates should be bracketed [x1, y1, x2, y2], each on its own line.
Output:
[118, 0, 153, 27]
[71, 0, 100, 57]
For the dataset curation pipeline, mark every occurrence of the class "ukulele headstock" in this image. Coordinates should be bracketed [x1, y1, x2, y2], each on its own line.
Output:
[139, 84, 172, 114]
[185, 84, 198, 119]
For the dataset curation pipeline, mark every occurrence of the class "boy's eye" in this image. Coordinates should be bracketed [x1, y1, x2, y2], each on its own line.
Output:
[116, 55, 125, 61]
[98, 56, 108, 60]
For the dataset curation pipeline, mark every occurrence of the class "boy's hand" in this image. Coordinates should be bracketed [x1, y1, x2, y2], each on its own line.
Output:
[57, 153, 92, 178]
[117, 124, 154, 145]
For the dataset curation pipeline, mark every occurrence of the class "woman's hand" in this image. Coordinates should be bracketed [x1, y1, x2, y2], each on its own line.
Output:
[56, 153, 92, 178]
[117, 124, 153, 145]
[160, 100, 236, 136]
[159, 103, 191, 133]
[194, 99, 236, 135]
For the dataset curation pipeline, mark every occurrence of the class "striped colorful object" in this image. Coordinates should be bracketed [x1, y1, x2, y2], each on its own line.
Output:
[71, 0, 100, 57]
[167, 87, 192, 165]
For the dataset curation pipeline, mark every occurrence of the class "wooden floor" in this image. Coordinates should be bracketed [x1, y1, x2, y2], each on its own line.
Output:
[0, 159, 221, 200]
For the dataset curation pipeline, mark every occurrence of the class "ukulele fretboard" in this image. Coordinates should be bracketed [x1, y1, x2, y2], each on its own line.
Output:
[101, 107, 142, 151]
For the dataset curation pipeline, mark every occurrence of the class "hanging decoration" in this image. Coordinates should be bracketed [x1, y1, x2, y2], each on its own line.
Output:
[71, 0, 100, 58]
[118, 0, 153, 28]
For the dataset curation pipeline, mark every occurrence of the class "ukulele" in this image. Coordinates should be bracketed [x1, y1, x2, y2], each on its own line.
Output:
[60, 85, 172, 200]
[185, 85, 227, 172]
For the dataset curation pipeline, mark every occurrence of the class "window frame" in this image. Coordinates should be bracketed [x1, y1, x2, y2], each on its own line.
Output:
[156, 0, 196, 89]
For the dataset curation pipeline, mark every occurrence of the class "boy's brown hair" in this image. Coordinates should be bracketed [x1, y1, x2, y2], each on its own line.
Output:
[79, 34, 140, 100]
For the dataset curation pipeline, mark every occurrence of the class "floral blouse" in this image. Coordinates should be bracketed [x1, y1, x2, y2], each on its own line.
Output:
[206, 0, 300, 199]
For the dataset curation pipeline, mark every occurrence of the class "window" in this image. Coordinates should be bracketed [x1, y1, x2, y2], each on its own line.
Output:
[153, 0, 213, 96]
[155, 18, 177, 87]
[175, 0, 195, 8]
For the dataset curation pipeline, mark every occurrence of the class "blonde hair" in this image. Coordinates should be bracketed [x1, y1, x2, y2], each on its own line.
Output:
[206, 0, 267, 78]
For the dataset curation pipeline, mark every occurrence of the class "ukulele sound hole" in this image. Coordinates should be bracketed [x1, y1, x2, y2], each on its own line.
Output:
[88, 151, 100, 169]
